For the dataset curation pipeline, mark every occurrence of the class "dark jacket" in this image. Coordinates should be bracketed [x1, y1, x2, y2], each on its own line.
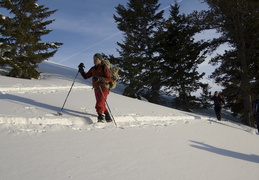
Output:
[211, 95, 225, 106]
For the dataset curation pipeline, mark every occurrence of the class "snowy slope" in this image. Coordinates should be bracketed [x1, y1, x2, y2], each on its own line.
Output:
[0, 61, 207, 129]
[0, 61, 258, 180]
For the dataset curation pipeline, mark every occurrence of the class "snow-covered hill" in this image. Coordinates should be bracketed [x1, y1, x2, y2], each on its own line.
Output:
[0, 61, 258, 180]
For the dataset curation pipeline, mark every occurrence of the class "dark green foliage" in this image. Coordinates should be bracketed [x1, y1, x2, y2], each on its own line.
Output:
[0, 0, 63, 79]
[114, 0, 164, 103]
[202, 0, 259, 126]
[113, 0, 259, 122]
[187, 0, 259, 126]
[114, 1, 208, 108]
[157, 3, 208, 111]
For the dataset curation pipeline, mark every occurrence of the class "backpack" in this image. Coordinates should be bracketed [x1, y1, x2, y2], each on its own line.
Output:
[102, 60, 120, 90]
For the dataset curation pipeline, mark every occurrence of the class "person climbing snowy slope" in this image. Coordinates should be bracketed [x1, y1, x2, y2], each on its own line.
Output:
[78, 53, 112, 123]
[211, 91, 225, 121]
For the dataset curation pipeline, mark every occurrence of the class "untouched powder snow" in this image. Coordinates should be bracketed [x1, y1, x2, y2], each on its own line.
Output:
[0, 61, 258, 180]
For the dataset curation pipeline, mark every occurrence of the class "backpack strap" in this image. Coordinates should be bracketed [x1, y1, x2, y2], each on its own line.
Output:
[102, 62, 105, 73]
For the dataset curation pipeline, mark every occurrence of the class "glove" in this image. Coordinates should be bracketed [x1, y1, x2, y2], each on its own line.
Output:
[93, 76, 100, 82]
[78, 63, 85, 68]
[78, 63, 85, 73]
[93, 76, 104, 83]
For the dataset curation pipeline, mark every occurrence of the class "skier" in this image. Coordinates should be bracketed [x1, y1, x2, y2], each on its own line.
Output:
[78, 53, 112, 123]
[211, 91, 225, 121]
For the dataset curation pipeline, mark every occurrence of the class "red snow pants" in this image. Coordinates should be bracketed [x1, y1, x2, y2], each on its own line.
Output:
[94, 88, 109, 115]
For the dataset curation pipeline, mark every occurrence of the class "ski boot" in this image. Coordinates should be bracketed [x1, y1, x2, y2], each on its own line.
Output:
[97, 114, 105, 123]
[104, 111, 112, 123]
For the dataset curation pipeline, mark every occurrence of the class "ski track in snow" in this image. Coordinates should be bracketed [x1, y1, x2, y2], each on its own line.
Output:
[0, 82, 216, 135]
[0, 61, 253, 136]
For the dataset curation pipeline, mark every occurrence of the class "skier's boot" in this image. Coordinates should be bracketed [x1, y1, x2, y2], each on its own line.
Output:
[104, 111, 112, 122]
[97, 114, 105, 123]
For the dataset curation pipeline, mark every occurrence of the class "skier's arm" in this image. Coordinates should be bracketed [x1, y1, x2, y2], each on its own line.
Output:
[220, 96, 225, 105]
[78, 63, 93, 79]
[83, 68, 93, 79]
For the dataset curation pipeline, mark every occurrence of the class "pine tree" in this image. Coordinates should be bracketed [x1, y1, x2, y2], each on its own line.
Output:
[113, 0, 164, 103]
[203, 0, 259, 126]
[0, 0, 62, 79]
[157, 3, 208, 111]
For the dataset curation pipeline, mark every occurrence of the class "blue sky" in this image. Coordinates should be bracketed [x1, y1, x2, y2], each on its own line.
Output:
[36, 0, 210, 69]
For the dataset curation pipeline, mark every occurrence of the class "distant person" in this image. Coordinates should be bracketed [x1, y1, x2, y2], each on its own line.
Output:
[211, 91, 225, 121]
[78, 53, 112, 123]
[252, 98, 259, 134]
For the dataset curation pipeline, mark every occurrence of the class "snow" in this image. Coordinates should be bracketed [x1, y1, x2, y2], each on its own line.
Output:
[0, 60, 258, 180]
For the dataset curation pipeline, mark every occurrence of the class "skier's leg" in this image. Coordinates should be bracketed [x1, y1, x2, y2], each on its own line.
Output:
[99, 88, 112, 122]
[215, 106, 221, 121]
[218, 106, 222, 121]
[101, 88, 109, 113]
[94, 89, 106, 122]
[214, 106, 218, 120]
[95, 89, 108, 114]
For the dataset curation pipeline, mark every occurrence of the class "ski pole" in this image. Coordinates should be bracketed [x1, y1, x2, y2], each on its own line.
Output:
[99, 86, 117, 127]
[57, 71, 79, 116]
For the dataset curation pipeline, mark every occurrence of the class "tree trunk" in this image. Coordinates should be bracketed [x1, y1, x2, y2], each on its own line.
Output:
[235, 10, 254, 127]
[239, 40, 254, 126]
